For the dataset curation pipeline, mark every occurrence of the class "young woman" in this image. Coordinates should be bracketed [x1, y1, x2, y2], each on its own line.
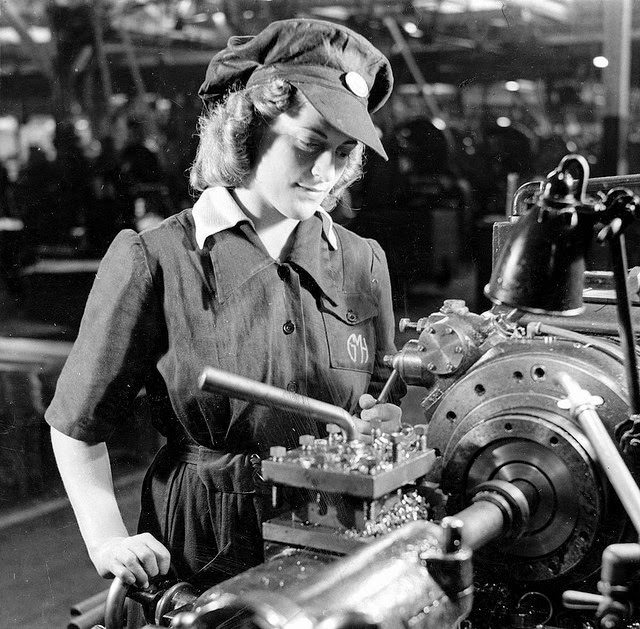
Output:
[46, 18, 405, 590]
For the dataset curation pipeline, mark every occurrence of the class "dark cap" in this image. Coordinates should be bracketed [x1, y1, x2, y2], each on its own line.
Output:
[198, 18, 393, 159]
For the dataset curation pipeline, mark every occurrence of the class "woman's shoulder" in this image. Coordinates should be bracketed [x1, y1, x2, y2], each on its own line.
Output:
[333, 223, 386, 261]
[139, 207, 195, 239]
[136, 208, 197, 252]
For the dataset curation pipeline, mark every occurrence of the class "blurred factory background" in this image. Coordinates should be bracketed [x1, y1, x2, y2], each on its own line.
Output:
[1, 0, 639, 626]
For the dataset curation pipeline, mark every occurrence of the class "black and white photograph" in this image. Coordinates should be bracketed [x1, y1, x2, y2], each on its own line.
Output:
[2, 1, 640, 628]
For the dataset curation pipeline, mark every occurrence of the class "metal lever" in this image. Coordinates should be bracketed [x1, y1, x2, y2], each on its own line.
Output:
[199, 366, 360, 440]
[376, 368, 399, 404]
[562, 590, 603, 611]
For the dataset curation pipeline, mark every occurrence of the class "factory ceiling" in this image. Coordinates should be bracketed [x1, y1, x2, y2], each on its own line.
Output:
[1, 0, 638, 98]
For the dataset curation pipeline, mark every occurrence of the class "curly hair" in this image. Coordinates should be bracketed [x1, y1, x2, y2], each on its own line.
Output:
[189, 79, 364, 210]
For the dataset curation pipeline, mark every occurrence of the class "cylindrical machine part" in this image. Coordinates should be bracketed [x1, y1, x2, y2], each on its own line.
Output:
[191, 519, 474, 629]
[199, 366, 359, 440]
[453, 500, 511, 550]
[70, 589, 109, 617]
[425, 340, 632, 583]
[67, 604, 106, 629]
[104, 578, 128, 629]
[103, 480, 533, 629]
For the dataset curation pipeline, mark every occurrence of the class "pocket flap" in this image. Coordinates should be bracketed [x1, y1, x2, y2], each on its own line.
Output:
[322, 291, 377, 325]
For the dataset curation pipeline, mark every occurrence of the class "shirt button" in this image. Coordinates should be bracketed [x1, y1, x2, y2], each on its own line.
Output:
[283, 320, 296, 334]
[277, 265, 290, 280]
[286, 381, 298, 393]
[346, 309, 358, 323]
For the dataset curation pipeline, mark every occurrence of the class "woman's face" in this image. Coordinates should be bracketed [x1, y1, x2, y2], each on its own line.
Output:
[246, 99, 358, 221]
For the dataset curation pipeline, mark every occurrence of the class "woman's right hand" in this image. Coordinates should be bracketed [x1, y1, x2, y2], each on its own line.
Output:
[89, 533, 171, 588]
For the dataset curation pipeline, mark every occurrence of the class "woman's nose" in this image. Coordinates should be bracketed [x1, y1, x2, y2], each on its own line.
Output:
[311, 149, 336, 182]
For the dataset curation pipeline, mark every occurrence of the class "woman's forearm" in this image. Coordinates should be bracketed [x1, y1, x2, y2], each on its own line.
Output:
[50, 426, 171, 585]
[50, 426, 129, 553]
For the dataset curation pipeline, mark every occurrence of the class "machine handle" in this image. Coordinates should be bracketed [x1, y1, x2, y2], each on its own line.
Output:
[562, 590, 603, 611]
[103, 577, 129, 629]
[199, 366, 360, 440]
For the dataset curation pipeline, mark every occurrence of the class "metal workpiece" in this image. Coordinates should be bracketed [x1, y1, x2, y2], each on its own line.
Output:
[199, 365, 359, 440]
[189, 520, 473, 629]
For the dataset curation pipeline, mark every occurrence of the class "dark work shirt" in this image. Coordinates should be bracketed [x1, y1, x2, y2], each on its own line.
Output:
[45, 189, 403, 457]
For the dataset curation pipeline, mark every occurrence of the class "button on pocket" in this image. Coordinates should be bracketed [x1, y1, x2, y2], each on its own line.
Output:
[283, 320, 296, 334]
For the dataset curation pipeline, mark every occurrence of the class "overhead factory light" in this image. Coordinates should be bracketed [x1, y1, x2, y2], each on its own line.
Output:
[592, 56, 609, 68]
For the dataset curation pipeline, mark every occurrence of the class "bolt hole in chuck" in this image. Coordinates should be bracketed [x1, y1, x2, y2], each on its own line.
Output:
[427, 343, 633, 586]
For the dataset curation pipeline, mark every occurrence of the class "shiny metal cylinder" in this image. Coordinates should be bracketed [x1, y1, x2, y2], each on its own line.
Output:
[192, 520, 473, 629]
[199, 366, 359, 440]
[104, 577, 128, 629]
[454, 498, 513, 550]
[555, 371, 640, 536]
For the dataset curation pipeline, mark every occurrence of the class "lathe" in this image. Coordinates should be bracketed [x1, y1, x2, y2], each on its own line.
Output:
[90, 156, 640, 629]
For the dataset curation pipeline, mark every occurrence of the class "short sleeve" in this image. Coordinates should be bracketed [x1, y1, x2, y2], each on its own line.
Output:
[367, 239, 407, 405]
[45, 230, 164, 443]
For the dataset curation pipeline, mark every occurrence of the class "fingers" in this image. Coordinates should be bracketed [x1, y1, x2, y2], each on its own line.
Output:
[141, 533, 172, 576]
[113, 546, 152, 587]
[93, 534, 171, 588]
[358, 393, 377, 410]
[360, 402, 402, 432]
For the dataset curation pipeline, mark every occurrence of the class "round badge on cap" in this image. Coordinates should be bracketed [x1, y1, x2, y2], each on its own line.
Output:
[344, 71, 369, 98]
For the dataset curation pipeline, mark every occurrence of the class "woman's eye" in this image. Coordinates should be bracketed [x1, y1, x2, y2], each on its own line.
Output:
[337, 148, 353, 160]
[297, 139, 321, 152]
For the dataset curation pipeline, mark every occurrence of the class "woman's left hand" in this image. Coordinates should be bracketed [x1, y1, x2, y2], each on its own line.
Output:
[356, 393, 402, 435]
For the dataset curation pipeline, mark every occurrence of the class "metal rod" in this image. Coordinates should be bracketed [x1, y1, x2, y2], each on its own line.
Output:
[376, 368, 399, 404]
[555, 372, 640, 537]
[609, 231, 640, 414]
[89, 0, 114, 110]
[451, 500, 506, 551]
[70, 588, 109, 616]
[382, 16, 458, 157]
[104, 577, 129, 629]
[199, 367, 359, 440]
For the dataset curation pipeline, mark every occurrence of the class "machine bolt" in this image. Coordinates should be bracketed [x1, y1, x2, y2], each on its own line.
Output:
[399, 318, 417, 332]
[299, 435, 315, 449]
[454, 346, 463, 353]
[270, 446, 287, 461]
[427, 363, 436, 371]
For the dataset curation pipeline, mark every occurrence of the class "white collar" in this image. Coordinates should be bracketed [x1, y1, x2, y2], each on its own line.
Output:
[192, 187, 338, 250]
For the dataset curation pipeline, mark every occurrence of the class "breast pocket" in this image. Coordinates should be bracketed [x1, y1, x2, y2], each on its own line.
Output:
[321, 293, 377, 374]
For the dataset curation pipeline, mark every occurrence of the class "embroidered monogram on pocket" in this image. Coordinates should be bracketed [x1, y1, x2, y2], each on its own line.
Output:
[321, 293, 376, 373]
[346, 333, 369, 365]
